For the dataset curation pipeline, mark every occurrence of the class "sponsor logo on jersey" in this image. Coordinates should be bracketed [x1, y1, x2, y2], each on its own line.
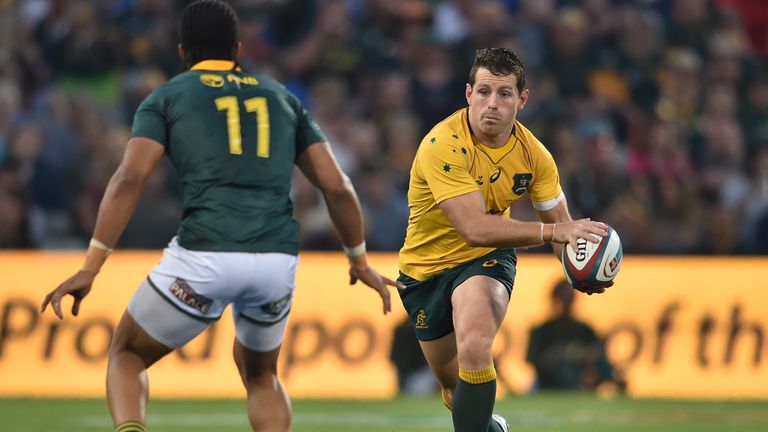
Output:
[199, 74, 224, 88]
[482, 259, 498, 267]
[227, 74, 259, 86]
[261, 292, 292, 316]
[512, 173, 533, 195]
[489, 168, 502, 183]
[415, 309, 429, 328]
[169, 278, 213, 313]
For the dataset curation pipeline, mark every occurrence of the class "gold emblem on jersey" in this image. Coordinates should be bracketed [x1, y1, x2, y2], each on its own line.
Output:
[482, 259, 498, 267]
[415, 309, 429, 328]
[199, 74, 224, 88]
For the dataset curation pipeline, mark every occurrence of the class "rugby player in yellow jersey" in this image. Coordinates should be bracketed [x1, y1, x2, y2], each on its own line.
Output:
[397, 48, 612, 432]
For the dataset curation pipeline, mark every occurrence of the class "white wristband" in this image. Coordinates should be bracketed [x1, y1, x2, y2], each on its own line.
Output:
[343, 241, 366, 257]
[89, 238, 114, 255]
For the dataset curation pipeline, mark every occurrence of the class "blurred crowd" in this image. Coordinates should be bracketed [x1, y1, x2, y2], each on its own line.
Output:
[0, 0, 767, 254]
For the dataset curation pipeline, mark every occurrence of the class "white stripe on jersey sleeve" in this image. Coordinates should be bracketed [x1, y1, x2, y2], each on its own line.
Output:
[532, 191, 565, 211]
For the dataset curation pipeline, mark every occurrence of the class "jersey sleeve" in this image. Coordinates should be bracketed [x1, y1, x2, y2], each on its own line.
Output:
[131, 89, 168, 146]
[416, 134, 478, 204]
[528, 138, 564, 211]
[295, 106, 327, 155]
[284, 91, 327, 156]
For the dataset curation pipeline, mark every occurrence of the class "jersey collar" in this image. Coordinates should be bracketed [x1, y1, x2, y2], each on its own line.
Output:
[190, 60, 241, 71]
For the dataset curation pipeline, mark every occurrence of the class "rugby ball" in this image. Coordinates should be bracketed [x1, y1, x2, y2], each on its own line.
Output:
[562, 225, 622, 289]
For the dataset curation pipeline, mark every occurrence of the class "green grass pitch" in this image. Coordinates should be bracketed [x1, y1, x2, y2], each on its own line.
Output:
[2, 394, 767, 431]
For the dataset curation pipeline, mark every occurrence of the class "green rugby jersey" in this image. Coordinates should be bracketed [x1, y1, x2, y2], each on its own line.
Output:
[131, 60, 326, 254]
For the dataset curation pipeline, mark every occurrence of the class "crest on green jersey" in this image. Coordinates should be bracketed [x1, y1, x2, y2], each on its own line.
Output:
[200, 74, 224, 88]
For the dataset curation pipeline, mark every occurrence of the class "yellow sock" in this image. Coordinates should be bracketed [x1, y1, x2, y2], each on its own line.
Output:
[442, 387, 453, 411]
[458, 365, 497, 384]
[115, 421, 147, 432]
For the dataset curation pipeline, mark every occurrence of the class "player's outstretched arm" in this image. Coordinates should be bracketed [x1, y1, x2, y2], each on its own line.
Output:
[40, 137, 165, 319]
[296, 142, 402, 314]
[438, 191, 608, 248]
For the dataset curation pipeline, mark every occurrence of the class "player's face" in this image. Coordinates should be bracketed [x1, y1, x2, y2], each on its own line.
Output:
[466, 67, 528, 140]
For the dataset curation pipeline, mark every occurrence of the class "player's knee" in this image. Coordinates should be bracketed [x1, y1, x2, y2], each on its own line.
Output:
[107, 331, 131, 360]
[243, 369, 277, 388]
[456, 333, 494, 369]
[235, 343, 281, 384]
[240, 359, 278, 388]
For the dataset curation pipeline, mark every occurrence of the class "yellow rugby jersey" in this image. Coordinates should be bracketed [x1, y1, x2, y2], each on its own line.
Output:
[399, 108, 563, 280]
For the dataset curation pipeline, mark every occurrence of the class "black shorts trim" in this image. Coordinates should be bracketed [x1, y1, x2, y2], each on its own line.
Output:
[238, 309, 291, 327]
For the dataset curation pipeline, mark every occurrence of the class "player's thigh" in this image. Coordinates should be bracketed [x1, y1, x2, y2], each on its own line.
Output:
[126, 279, 214, 352]
[450, 249, 515, 351]
[418, 333, 459, 390]
[110, 309, 175, 368]
[231, 253, 297, 353]
[126, 238, 230, 351]
[451, 275, 510, 365]
[396, 273, 456, 341]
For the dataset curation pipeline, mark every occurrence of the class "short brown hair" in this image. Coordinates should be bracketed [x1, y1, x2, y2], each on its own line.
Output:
[468, 48, 526, 93]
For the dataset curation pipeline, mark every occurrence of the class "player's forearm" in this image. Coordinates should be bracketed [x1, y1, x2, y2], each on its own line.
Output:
[82, 171, 146, 272]
[462, 215, 553, 248]
[537, 199, 572, 262]
[321, 181, 367, 253]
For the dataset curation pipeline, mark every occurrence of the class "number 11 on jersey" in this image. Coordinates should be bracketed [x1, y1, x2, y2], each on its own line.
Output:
[215, 96, 270, 158]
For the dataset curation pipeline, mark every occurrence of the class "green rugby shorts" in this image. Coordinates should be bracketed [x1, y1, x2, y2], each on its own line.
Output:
[396, 248, 517, 341]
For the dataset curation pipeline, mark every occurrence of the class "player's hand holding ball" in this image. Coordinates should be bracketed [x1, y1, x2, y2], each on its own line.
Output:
[557, 221, 623, 295]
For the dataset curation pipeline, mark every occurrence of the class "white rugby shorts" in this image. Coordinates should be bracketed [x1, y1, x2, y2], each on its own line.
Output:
[127, 237, 297, 352]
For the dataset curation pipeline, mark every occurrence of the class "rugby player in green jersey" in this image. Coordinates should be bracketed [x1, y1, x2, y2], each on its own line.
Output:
[40, 1, 399, 431]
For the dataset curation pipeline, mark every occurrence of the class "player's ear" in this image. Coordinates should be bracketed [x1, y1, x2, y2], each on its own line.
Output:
[465, 83, 472, 104]
[518, 88, 530, 110]
[177, 44, 184, 61]
[234, 42, 242, 59]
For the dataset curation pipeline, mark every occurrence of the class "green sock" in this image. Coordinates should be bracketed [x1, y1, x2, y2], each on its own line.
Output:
[452, 366, 502, 432]
[115, 421, 147, 432]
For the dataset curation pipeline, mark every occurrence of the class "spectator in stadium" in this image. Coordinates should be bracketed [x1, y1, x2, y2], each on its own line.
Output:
[39, 1, 399, 432]
[1, 0, 766, 255]
[526, 278, 626, 393]
[396, 48, 612, 432]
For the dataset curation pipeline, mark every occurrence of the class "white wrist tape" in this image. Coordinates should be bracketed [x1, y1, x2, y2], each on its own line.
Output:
[343, 241, 366, 257]
[89, 238, 114, 255]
